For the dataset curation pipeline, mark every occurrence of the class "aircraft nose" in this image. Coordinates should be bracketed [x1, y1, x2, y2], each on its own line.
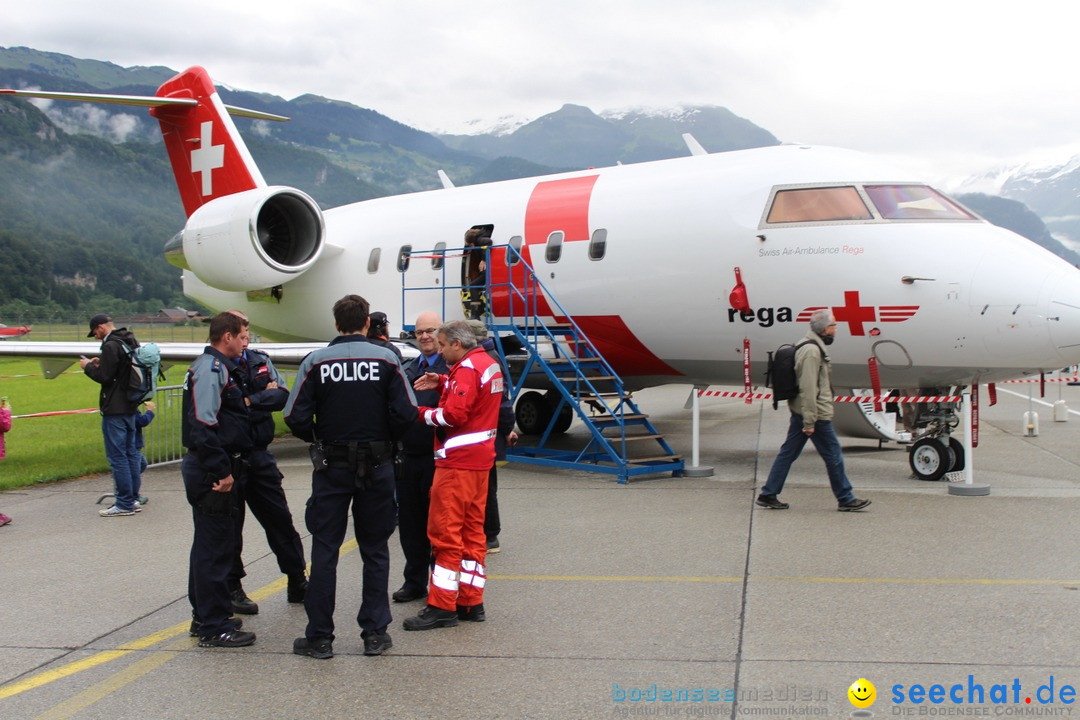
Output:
[1047, 269, 1080, 366]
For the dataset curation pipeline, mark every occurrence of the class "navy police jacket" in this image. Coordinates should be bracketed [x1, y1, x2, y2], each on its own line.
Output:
[237, 348, 289, 448]
[284, 334, 418, 444]
[182, 346, 253, 480]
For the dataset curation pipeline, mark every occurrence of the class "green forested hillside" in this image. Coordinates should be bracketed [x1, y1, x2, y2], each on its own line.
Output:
[0, 97, 395, 317]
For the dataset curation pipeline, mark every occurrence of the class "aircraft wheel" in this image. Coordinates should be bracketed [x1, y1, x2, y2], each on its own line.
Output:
[551, 403, 574, 433]
[948, 437, 965, 472]
[909, 437, 953, 481]
[515, 391, 552, 435]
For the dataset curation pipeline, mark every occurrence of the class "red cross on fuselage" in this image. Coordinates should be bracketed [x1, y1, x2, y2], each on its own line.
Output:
[832, 290, 876, 336]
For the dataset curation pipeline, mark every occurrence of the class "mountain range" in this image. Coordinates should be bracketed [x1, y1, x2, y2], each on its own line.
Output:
[953, 155, 1080, 252]
[0, 45, 1075, 317]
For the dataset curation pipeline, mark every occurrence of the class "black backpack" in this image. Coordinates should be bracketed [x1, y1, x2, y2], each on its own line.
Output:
[765, 340, 820, 409]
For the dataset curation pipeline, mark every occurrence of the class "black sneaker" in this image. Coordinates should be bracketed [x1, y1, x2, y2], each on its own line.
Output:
[287, 574, 308, 604]
[189, 617, 243, 637]
[293, 636, 333, 659]
[838, 498, 872, 512]
[485, 536, 501, 554]
[231, 588, 259, 615]
[362, 630, 393, 656]
[457, 603, 486, 622]
[756, 495, 790, 510]
[391, 585, 427, 603]
[198, 629, 256, 648]
[403, 604, 459, 631]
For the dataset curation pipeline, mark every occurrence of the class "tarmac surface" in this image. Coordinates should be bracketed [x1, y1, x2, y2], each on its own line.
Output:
[2, 382, 1080, 719]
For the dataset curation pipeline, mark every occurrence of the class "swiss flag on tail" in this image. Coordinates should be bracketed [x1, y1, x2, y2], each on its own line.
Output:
[151, 67, 265, 217]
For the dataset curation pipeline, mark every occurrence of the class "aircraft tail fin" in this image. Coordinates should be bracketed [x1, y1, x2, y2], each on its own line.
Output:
[1, 66, 288, 218]
[151, 66, 282, 217]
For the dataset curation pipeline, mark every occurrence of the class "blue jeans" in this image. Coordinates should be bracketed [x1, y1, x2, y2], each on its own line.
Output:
[761, 413, 855, 504]
[102, 414, 140, 511]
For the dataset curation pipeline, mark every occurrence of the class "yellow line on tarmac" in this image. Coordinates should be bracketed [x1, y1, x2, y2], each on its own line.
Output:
[32, 642, 186, 720]
[0, 540, 357, 703]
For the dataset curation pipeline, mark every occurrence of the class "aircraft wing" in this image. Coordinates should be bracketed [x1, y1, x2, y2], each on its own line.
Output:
[0, 341, 419, 379]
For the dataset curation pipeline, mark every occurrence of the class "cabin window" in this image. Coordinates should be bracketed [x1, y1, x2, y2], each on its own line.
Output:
[397, 245, 412, 272]
[589, 228, 607, 261]
[367, 248, 381, 274]
[766, 186, 872, 223]
[506, 235, 523, 266]
[545, 231, 564, 263]
[432, 241, 446, 270]
[864, 185, 975, 220]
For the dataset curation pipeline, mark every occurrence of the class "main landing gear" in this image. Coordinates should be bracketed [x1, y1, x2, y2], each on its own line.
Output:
[515, 391, 573, 435]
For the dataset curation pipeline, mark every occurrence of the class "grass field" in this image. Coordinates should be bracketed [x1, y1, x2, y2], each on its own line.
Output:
[0, 358, 189, 490]
[0, 324, 292, 490]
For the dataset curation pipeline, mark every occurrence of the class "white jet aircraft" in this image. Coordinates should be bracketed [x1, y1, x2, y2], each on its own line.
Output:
[3, 66, 1080, 479]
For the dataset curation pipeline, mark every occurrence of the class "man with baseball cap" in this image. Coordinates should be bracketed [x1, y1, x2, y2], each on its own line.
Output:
[81, 313, 144, 517]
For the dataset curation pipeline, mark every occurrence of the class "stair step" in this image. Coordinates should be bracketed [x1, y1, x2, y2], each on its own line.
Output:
[547, 358, 603, 367]
[591, 413, 648, 424]
[628, 454, 684, 465]
[603, 434, 663, 442]
[560, 375, 617, 383]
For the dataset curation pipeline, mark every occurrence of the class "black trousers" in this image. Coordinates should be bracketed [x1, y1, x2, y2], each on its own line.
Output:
[485, 463, 501, 538]
[395, 453, 434, 592]
[303, 461, 396, 641]
[229, 447, 306, 589]
[182, 454, 237, 638]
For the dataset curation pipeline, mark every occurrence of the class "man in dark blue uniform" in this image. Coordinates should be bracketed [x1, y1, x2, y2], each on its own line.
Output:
[392, 311, 446, 603]
[224, 311, 307, 616]
[181, 312, 256, 648]
[285, 294, 418, 659]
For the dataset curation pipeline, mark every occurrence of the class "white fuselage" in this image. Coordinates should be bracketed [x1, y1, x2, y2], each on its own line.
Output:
[186, 145, 1080, 391]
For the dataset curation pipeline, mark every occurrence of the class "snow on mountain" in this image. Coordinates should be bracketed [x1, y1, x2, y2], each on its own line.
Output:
[430, 113, 532, 137]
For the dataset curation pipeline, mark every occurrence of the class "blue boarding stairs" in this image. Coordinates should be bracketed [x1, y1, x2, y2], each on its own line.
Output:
[401, 243, 684, 484]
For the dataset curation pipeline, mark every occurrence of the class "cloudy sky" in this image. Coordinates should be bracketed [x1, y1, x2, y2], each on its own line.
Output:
[6, 0, 1079, 184]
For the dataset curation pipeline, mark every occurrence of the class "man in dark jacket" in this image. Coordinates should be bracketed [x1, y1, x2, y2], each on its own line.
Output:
[81, 313, 142, 518]
[223, 310, 307, 616]
[285, 294, 418, 659]
[392, 311, 446, 603]
[181, 312, 257, 648]
[367, 311, 404, 362]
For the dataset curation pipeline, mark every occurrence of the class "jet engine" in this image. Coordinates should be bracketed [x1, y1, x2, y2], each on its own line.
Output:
[164, 187, 325, 292]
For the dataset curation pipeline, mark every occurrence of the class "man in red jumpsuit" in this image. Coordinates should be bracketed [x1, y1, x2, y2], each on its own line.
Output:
[403, 320, 503, 631]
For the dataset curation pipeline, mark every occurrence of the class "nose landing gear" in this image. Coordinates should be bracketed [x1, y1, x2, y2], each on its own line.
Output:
[907, 403, 964, 481]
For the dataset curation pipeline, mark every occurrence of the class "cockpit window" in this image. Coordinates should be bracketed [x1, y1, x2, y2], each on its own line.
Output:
[864, 185, 974, 220]
[766, 186, 872, 223]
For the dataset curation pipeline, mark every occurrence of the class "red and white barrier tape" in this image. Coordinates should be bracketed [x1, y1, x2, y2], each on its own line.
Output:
[696, 389, 962, 403]
[12, 408, 98, 419]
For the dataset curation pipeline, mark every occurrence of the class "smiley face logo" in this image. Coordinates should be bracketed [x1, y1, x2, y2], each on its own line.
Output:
[848, 678, 876, 708]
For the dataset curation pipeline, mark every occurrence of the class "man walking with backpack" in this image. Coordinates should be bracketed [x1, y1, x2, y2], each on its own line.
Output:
[81, 313, 143, 517]
[758, 310, 871, 512]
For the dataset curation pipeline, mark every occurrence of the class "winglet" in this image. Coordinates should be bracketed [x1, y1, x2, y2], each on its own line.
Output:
[437, 169, 456, 189]
[682, 133, 708, 156]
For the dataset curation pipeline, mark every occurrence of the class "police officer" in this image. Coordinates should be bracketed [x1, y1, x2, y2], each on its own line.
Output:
[285, 294, 418, 659]
[392, 311, 446, 603]
[366, 311, 404, 362]
[223, 310, 307, 615]
[181, 312, 256, 648]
